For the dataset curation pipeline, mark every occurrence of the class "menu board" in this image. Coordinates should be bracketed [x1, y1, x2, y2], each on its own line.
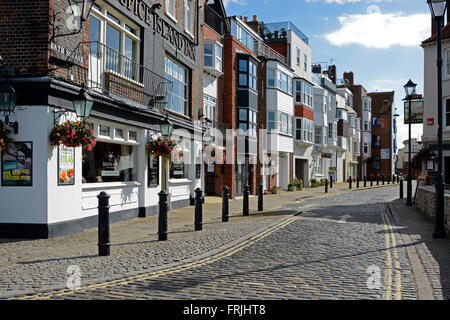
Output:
[58, 145, 75, 185]
[1, 142, 32, 186]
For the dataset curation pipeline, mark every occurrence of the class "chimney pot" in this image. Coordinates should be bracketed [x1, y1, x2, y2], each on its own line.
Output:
[253, 15, 257, 22]
[244, 16, 248, 22]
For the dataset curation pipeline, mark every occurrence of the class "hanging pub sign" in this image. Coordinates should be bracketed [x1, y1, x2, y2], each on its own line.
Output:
[1, 141, 32, 186]
[404, 99, 424, 124]
[58, 145, 75, 185]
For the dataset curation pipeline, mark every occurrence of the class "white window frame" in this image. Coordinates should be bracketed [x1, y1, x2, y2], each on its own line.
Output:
[184, 0, 194, 37]
[89, 5, 141, 81]
[165, 0, 177, 22]
[445, 48, 450, 79]
[165, 55, 189, 116]
[204, 41, 222, 72]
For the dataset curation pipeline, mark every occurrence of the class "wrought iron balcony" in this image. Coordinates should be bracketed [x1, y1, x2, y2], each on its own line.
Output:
[83, 41, 172, 110]
[253, 40, 287, 66]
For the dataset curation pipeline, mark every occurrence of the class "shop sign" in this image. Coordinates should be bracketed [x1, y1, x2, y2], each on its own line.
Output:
[404, 99, 424, 124]
[118, 0, 196, 61]
[102, 170, 120, 177]
[1, 142, 32, 186]
[58, 145, 75, 185]
[50, 42, 84, 63]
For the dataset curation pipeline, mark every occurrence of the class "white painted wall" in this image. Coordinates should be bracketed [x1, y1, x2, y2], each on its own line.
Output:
[287, 30, 312, 81]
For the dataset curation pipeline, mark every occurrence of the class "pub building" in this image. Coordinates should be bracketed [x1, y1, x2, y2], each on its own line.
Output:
[0, 0, 205, 238]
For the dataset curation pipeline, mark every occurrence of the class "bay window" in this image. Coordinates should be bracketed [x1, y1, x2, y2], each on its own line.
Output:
[294, 80, 312, 107]
[295, 118, 313, 143]
[238, 58, 257, 91]
[238, 108, 257, 137]
[267, 69, 292, 95]
[204, 41, 222, 72]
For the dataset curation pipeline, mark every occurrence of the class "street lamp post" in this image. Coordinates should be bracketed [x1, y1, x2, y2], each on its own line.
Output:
[404, 79, 416, 206]
[160, 113, 174, 195]
[428, 0, 448, 238]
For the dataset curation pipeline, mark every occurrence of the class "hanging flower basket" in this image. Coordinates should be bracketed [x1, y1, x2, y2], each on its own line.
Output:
[50, 120, 97, 151]
[0, 120, 14, 153]
[146, 136, 177, 158]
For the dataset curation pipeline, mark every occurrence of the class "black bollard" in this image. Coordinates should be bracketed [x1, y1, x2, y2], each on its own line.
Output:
[158, 190, 168, 241]
[222, 186, 229, 222]
[97, 191, 111, 256]
[370, 175, 373, 187]
[400, 179, 404, 199]
[195, 188, 203, 231]
[357, 176, 360, 188]
[330, 176, 333, 188]
[397, 175, 400, 183]
[388, 174, 391, 184]
[377, 174, 380, 186]
[382, 174, 385, 185]
[364, 176, 367, 188]
[243, 184, 250, 216]
[258, 184, 263, 212]
[349, 176, 352, 189]
[325, 179, 328, 193]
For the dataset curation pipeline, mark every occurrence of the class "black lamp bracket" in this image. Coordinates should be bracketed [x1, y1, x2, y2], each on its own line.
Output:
[53, 108, 70, 125]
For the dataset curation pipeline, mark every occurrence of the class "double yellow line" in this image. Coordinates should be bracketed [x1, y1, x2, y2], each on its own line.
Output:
[381, 205, 402, 300]
[9, 215, 299, 300]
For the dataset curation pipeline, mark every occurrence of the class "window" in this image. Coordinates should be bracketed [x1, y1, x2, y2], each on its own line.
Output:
[238, 58, 257, 91]
[82, 142, 136, 183]
[203, 95, 216, 128]
[372, 156, 381, 170]
[315, 127, 323, 145]
[372, 135, 381, 148]
[364, 143, 369, 154]
[268, 68, 292, 95]
[372, 116, 381, 127]
[165, 56, 189, 116]
[129, 131, 137, 141]
[148, 155, 159, 187]
[204, 42, 221, 70]
[446, 99, 450, 126]
[99, 125, 110, 137]
[170, 162, 185, 179]
[348, 115, 355, 128]
[296, 48, 301, 65]
[231, 19, 255, 51]
[166, 0, 176, 20]
[446, 49, 450, 77]
[294, 80, 312, 106]
[364, 120, 369, 131]
[238, 108, 257, 137]
[276, 112, 292, 136]
[295, 118, 313, 143]
[184, 0, 194, 35]
[114, 128, 124, 139]
[89, 6, 140, 80]
[268, 111, 276, 131]
[304, 53, 307, 71]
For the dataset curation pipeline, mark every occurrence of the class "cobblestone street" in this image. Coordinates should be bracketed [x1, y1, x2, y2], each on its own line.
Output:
[1, 183, 448, 300]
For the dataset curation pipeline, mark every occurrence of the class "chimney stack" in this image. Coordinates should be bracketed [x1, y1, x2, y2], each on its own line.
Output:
[253, 15, 257, 22]
[343, 71, 354, 86]
[244, 16, 248, 22]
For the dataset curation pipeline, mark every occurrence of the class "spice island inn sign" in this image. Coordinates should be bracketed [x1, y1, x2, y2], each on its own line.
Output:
[118, 0, 197, 62]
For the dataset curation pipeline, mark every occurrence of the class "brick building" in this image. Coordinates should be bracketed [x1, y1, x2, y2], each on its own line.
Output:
[0, 0, 205, 238]
[367, 91, 396, 179]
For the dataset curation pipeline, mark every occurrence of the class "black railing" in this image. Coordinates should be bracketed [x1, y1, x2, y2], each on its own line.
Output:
[84, 41, 171, 110]
[204, 5, 225, 35]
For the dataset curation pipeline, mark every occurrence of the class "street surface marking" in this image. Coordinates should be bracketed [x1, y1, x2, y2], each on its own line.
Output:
[381, 205, 402, 300]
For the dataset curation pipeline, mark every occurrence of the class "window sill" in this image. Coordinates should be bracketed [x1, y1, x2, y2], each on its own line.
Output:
[82, 181, 142, 190]
[169, 178, 192, 184]
[165, 11, 178, 24]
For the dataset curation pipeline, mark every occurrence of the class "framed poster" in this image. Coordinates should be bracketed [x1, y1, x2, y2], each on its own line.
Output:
[148, 155, 159, 187]
[1, 141, 32, 186]
[58, 145, 75, 185]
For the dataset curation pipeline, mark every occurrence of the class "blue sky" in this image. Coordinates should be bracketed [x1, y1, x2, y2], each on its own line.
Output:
[223, 0, 431, 149]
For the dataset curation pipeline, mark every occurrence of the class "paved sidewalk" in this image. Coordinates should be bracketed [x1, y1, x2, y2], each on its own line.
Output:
[0, 181, 400, 299]
[388, 199, 450, 300]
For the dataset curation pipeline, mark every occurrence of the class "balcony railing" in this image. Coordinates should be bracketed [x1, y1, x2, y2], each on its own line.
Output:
[204, 5, 226, 35]
[253, 40, 288, 66]
[84, 41, 172, 110]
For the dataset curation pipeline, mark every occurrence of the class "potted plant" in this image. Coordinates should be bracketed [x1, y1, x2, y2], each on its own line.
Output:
[280, 28, 287, 38]
[274, 30, 279, 38]
[146, 136, 177, 158]
[0, 120, 13, 153]
[310, 178, 320, 188]
[288, 183, 295, 191]
[50, 120, 96, 151]
[294, 178, 303, 190]
[266, 31, 273, 39]
[320, 178, 327, 186]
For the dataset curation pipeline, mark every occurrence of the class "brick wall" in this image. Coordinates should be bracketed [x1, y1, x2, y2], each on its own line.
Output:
[0, 0, 50, 76]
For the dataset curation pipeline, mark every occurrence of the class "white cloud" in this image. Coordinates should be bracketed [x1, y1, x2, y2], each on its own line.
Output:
[325, 12, 430, 49]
